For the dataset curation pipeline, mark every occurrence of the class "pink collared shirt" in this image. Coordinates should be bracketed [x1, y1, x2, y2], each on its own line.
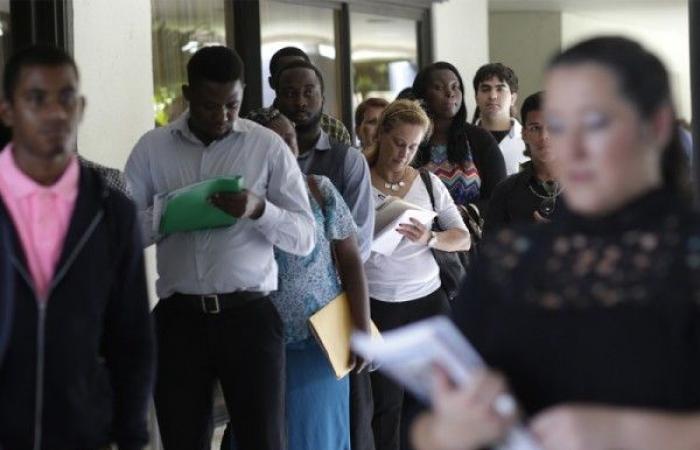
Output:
[0, 145, 79, 301]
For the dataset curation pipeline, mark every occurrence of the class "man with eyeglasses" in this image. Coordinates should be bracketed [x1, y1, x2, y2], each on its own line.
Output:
[484, 91, 560, 232]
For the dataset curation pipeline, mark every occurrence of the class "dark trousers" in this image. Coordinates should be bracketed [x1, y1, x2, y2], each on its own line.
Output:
[350, 369, 376, 450]
[154, 295, 285, 450]
[370, 289, 450, 450]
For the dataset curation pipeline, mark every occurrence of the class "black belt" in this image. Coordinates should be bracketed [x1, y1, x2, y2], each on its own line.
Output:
[164, 291, 269, 314]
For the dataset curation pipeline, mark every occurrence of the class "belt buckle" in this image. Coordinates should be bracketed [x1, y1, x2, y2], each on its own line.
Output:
[201, 294, 221, 314]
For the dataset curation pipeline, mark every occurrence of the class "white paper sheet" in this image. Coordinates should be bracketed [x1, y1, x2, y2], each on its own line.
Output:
[351, 317, 542, 450]
[371, 209, 437, 256]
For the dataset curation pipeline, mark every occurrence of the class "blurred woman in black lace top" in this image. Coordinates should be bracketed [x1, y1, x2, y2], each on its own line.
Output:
[411, 37, 700, 450]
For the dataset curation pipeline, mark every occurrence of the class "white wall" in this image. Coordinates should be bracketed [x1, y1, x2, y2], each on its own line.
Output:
[71, 0, 158, 305]
[72, 0, 154, 169]
[432, 0, 490, 118]
[489, 11, 561, 108]
[561, 6, 691, 121]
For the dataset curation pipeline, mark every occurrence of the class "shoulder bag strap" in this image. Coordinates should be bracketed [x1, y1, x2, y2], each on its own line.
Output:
[418, 169, 441, 231]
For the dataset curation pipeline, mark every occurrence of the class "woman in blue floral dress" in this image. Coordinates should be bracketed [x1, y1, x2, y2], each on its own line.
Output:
[226, 108, 371, 450]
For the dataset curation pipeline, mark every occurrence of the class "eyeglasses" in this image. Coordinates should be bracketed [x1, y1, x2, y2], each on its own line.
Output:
[525, 124, 547, 134]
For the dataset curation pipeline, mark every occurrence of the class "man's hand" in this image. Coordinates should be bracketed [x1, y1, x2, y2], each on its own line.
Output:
[533, 211, 552, 224]
[209, 190, 265, 219]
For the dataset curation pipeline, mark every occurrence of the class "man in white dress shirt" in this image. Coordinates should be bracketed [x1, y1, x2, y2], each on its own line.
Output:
[473, 63, 528, 175]
[125, 46, 315, 450]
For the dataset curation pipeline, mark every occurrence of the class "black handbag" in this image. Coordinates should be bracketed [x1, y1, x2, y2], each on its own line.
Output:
[419, 170, 468, 301]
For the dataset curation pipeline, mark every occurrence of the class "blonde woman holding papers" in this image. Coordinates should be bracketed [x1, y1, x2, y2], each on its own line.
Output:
[364, 99, 470, 450]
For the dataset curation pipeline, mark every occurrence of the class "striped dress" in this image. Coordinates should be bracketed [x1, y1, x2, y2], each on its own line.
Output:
[424, 144, 482, 206]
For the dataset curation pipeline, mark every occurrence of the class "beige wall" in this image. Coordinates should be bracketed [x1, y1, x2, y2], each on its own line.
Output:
[489, 11, 561, 112]
[562, 7, 691, 121]
[432, 0, 490, 118]
[71, 0, 158, 305]
[489, 6, 690, 122]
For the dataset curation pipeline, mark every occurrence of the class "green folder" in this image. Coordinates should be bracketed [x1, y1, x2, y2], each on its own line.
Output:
[157, 176, 245, 235]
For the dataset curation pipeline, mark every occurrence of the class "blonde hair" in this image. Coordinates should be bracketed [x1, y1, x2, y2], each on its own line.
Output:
[363, 99, 433, 166]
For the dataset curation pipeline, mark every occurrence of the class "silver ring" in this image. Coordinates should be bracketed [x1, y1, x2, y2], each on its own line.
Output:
[493, 393, 516, 417]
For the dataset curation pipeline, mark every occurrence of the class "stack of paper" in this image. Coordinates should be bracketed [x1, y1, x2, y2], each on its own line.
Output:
[351, 317, 542, 450]
[372, 197, 436, 255]
[308, 292, 381, 379]
[153, 176, 244, 235]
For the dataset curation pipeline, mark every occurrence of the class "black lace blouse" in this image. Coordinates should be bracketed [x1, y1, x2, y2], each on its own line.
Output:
[452, 188, 700, 416]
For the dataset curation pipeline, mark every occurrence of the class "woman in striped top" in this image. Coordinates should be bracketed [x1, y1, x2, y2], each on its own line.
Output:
[412, 62, 507, 217]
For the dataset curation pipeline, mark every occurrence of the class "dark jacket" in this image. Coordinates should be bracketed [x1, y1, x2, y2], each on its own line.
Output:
[464, 123, 507, 214]
[0, 211, 12, 367]
[484, 161, 540, 233]
[0, 164, 155, 450]
[484, 162, 561, 235]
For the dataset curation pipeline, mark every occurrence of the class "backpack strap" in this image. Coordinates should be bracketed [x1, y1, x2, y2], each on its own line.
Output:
[418, 169, 441, 231]
[419, 169, 436, 210]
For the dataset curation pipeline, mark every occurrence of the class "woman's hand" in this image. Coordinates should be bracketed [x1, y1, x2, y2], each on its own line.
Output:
[397, 218, 431, 245]
[531, 405, 625, 450]
[411, 369, 515, 450]
[532, 405, 700, 450]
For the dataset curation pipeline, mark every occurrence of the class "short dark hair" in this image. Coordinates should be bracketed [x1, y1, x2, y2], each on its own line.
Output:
[520, 91, 544, 125]
[274, 60, 325, 94]
[3, 45, 79, 102]
[187, 45, 244, 87]
[247, 107, 284, 127]
[395, 87, 416, 101]
[269, 47, 309, 77]
[472, 63, 519, 94]
[355, 97, 389, 127]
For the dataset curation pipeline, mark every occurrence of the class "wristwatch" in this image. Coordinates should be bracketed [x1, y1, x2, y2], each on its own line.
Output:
[427, 231, 438, 248]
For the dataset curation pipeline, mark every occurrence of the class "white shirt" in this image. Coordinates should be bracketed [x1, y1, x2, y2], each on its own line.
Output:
[364, 172, 467, 303]
[125, 113, 315, 299]
[478, 118, 527, 175]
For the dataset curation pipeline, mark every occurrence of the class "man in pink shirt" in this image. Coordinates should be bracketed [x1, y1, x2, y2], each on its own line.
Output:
[0, 45, 155, 450]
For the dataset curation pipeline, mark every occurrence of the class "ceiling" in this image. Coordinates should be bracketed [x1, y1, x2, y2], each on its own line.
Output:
[489, 0, 687, 12]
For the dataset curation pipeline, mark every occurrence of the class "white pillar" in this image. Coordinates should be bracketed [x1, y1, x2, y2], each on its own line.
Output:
[71, 0, 159, 311]
[432, 0, 489, 118]
[72, 0, 154, 170]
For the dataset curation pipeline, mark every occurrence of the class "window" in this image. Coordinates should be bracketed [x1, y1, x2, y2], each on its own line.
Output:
[151, 0, 229, 125]
[0, 1, 10, 71]
[350, 11, 418, 116]
[259, 1, 341, 118]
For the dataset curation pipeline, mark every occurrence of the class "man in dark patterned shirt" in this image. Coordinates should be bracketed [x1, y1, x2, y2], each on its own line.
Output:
[78, 155, 130, 196]
[251, 46, 351, 145]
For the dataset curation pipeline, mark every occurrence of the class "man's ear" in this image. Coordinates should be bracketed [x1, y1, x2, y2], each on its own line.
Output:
[511, 92, 518, 107]
[268, 76, 274, 90]
[0, 100, 14, 128]
[182, 84, 191, 103]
